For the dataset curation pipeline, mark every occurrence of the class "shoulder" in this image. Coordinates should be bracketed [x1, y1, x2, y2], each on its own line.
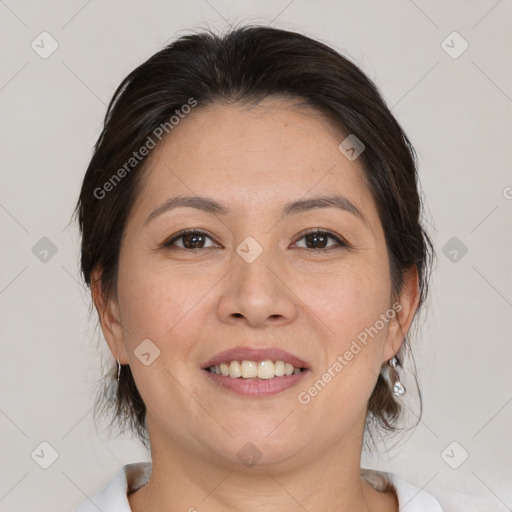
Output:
[361, 468, 444, 512]
[72, 462, 151, 512]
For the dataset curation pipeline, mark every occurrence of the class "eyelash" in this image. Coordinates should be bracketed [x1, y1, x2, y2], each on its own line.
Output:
[162, 228, 349, 252]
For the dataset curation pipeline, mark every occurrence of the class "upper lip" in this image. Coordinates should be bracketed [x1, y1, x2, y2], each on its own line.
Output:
[201, 346, 311, 371]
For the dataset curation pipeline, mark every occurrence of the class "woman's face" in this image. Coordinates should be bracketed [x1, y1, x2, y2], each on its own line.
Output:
[96, 98, 418, 469]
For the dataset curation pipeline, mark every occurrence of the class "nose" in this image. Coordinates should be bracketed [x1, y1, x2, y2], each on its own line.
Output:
[217, 246, 298, 329]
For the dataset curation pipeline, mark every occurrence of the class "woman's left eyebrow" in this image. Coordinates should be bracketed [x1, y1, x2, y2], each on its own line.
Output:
[281, 195, 368, 227]
[144, 194, 368, 227]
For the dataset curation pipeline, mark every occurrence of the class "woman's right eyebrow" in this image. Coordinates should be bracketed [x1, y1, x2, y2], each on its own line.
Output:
[144, 194, 368, 228]
[144, 196, 228, 226]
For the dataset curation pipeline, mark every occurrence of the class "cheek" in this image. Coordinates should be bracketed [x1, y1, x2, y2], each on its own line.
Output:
[311, 262, 392, 343]
[116, 253, 224, 356]
[114, 258, 211, 409]
[299, 272, 392, 424]
[116, 254, 185, 340]
[301, 260, 392, 410]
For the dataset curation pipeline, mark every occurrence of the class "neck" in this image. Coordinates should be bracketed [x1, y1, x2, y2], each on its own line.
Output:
[128, 423, 397, 512]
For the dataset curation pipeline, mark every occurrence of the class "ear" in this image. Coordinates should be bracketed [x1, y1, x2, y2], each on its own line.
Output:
[90, 267, 129, 364]
[382, 265, 421, 362]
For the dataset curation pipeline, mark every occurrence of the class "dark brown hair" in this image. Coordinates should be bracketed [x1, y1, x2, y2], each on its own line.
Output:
[74, 25, 434, 449]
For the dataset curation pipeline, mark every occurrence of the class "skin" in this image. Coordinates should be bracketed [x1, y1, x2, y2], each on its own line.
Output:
[92, 97, 419, 512]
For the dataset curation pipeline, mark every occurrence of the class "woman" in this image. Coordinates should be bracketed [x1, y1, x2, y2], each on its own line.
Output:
[73, 25, 440, 511]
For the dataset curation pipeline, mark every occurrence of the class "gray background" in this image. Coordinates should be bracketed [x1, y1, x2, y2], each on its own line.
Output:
[0, 1, 511, 511]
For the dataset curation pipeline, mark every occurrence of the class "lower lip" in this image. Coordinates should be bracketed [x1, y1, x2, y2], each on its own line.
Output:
[202, 369, 309, 397]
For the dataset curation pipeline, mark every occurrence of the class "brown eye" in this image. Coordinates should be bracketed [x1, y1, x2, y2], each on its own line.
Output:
[293, 230, 348, 251]
[164, 230, 218, 250]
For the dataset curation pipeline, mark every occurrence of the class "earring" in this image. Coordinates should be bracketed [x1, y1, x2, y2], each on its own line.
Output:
[384, 355, 406, 396]
[106, 358, 121, 402]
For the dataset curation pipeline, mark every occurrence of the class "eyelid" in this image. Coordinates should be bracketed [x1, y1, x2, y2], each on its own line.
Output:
[163, 228, 220, 248]
[291, 228, 350, 250]
[162, 227, 351, 251]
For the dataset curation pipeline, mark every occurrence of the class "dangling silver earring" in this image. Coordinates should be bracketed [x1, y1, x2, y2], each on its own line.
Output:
[383, 355, 406, 396]
[106, 358, 121, 402]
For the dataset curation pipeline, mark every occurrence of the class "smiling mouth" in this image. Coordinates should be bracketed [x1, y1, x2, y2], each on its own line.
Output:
[206, 360, 306, 379]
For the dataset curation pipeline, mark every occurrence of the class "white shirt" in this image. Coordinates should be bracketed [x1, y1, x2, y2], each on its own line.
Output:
[73, 462, 443, 511]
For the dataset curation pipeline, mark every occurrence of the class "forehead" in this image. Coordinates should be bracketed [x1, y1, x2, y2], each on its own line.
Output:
[131, 98, 377, 225]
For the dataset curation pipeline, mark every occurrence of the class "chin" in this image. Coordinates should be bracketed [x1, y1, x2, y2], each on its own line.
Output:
[209, 425, 306, 470]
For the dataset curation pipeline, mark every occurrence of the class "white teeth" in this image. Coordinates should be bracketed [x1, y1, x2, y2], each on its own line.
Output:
[208, 360, 304, 379]
[241, 360, 258, 378]
[274, 360, 285, 376]
[257, 360, 275, 379]
[229, 360, 242, 378]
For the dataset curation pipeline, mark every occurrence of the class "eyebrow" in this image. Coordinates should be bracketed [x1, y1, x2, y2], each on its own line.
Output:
[144, 194, 367, 226]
